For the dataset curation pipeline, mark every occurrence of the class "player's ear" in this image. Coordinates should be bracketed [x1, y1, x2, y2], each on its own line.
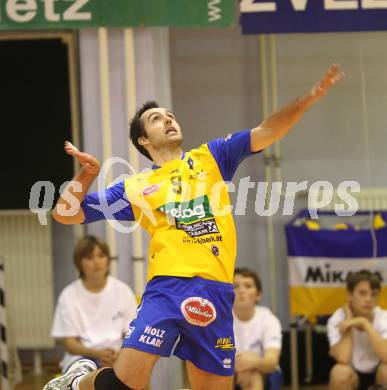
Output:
[138, 136, 149, 147]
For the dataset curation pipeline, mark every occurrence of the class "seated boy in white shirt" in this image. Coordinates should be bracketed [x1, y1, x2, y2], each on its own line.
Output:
[327, 270, 387, 390]
[233, 267, 282, 390]
[51, 236, 137, 372]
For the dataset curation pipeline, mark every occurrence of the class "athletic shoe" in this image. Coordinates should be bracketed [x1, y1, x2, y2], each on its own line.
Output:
[43, 359, 97, 390]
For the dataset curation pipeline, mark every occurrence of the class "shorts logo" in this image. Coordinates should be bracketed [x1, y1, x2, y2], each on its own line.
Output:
[223, 358, 232, 369]
[215, 337, 235, 350]
[138, 326, 165, 348]
[142, 184, 160, 196]
[181, 297, 217, 327]
[125, 326, 135, 339]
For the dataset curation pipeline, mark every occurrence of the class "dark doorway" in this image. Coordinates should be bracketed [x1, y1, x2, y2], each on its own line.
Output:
[0, 37, 76, 209]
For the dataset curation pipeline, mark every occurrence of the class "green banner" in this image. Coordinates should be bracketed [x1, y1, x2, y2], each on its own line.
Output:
[0, 0, 234, 30]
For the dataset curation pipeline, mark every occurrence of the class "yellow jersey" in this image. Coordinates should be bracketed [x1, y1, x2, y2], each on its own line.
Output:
[82, 130, 255, 283]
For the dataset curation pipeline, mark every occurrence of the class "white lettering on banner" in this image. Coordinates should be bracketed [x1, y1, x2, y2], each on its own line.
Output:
[288, 256, 387, 287]
[240, 0, 387, 13]
[363, 0, 387, 8]
[63, 0, 92, 21]
[44, 0, 60, 21]
[6, 0, 37, 22]
[5, 0, 92, 23]
[325, 0, 358, 10]
[240, 0, 277, 13]
[208, 0, 221, 22]
[291, 0, 309, 10]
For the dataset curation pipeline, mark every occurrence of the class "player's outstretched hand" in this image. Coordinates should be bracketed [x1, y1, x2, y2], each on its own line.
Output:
[309, 63, 345, 103]
[64, 141, 101, 175]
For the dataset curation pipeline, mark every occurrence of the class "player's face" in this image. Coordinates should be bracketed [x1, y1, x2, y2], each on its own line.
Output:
[81, 245, 109, 281]
[348, 280, 379, 317]
[139, 107, 183, 150]
[233, 274, 261, 310]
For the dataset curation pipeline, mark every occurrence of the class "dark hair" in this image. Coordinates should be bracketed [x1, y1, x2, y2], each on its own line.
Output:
[234, 267, 262, 292]
[129, 101, 159, 161]
[346, 270, 382, 293]
[73, 235, 110, 279]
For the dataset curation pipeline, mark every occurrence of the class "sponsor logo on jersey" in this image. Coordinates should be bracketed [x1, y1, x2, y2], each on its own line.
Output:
[181, 297, 217, 327]
[158, 196, 213, 223]
[142, 184, 161, 196]
[176, 219, 219, 237]
[211, 245, 220, 256]
[157, 196, 220, 237]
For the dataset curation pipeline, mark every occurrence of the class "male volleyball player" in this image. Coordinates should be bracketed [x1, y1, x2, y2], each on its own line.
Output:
[44, 64, 344, 390]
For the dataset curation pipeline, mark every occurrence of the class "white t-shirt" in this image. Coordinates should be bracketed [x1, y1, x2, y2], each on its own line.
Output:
[233, 306, 282, 356]
[327, 306, 387, 373]
[51, 276, 137, 370]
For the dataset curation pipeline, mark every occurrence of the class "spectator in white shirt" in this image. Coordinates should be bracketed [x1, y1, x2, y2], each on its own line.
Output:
[233, 267, 282, 390]
[51, 236, 137, 372]
[328, 270, 387, 390]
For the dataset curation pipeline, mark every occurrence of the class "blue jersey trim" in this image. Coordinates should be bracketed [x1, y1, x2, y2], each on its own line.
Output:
[81, 181, 134, 223]
[207, 129, 256, 181]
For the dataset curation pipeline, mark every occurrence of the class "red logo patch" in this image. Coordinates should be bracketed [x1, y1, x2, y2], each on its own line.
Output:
[142, 184, 160, 196]
[181, 297, 217, 327]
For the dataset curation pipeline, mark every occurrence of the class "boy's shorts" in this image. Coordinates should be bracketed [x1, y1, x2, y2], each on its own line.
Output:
[122, 276, 235, 376]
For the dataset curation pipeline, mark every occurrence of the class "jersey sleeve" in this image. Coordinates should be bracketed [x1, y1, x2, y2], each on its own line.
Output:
[207, 129, 259, 181]
[262, 311, 282, 350]
[81, 181, 134, 224]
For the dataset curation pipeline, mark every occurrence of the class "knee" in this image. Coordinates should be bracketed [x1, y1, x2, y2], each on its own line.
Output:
[250, 370, 264, 383]
[377, 363, 387, 384]
[330, 363, 356, 386]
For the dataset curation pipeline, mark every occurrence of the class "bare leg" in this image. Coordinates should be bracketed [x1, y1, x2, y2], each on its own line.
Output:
[79, 369, 107, 390]
[186, 360, 233, 390]
[236, 371, 264, 390]
[376, 363, 387, 385]
[78, 348, 159, 390]
[329, 363, 358, 390]
[247, 371, 264, 390]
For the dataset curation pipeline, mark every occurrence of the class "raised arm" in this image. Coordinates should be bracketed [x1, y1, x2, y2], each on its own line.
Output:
[251, 63, 345, 152]
[52, 141, 101, 225]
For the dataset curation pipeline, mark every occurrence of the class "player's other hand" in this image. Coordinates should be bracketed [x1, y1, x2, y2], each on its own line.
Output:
[64, 141, 101, 175]
[98, 348, 117, 367]
[309, 63, 345, 103]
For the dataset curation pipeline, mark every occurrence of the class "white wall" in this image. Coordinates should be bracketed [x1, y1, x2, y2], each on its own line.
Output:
[169, 28, 387, 326]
